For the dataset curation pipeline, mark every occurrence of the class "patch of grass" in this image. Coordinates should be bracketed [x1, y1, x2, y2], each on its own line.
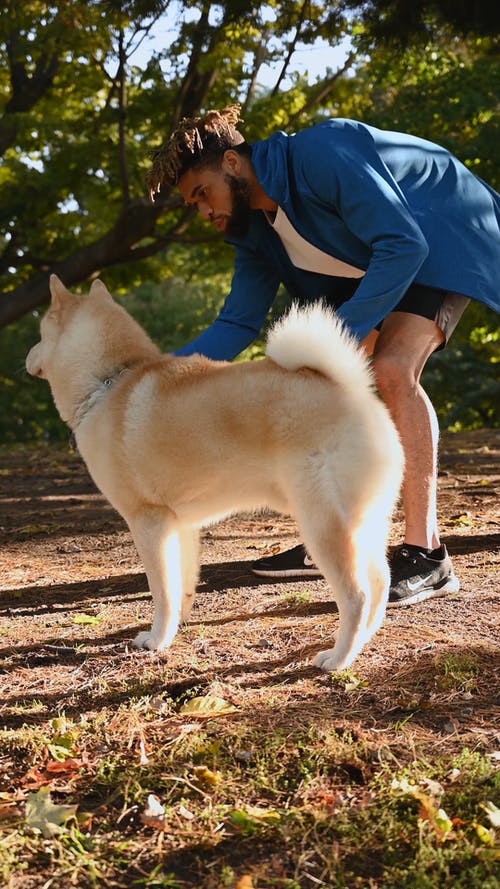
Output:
[434, 652, 482, 692]
[1, 723, 53, 764]
[1, 707, 498, 888]
[281, 589, 312, 607]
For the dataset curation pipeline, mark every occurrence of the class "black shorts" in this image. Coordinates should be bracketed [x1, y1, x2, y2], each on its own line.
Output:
[375, 283, 469, 345]
[324, 280, 469, 345]
[385, 282, 447, 322]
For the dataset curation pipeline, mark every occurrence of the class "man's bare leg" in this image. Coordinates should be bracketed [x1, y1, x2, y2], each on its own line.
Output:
[363, 312, 444, 550]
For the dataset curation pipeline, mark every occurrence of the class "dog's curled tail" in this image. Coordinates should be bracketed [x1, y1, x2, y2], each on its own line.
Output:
[266, 302, 374, 391]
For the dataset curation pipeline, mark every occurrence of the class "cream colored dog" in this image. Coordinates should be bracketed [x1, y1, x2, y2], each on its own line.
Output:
[26, 275, 403, 671]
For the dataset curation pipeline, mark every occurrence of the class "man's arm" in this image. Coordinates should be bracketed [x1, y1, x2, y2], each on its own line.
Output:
[174, 243, 281, 360]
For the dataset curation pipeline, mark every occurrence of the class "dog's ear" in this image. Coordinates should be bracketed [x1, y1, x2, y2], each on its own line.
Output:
[49, 274, 72, 314]
[89, 279, 114, 303]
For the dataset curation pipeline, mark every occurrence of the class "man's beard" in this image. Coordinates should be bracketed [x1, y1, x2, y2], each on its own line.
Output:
[224, 174, 252, 238]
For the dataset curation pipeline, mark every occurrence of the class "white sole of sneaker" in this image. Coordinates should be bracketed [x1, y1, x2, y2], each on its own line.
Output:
[387, 573, 460, 608]
[251, 567, 323, 578]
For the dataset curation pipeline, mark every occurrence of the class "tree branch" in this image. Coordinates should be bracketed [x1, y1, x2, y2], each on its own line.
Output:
[0, 195, 186, 327]
[0, 34, 59, 156]
[168, 2, 219, 133]
[117, 26, 130, 203]
[270, 0, 309, 97]
[241, 40, 268, 116]
[289, 51, 357, 123]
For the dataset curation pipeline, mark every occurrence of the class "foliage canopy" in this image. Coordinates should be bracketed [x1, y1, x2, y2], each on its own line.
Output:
[0, 0, 498, 438]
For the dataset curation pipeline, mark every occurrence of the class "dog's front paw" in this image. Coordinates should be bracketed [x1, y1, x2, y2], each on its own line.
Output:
[313, 648, 349, 673]
[133, 630, 167, 651]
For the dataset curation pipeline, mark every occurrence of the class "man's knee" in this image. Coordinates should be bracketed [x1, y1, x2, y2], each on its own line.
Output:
[373, 312, 445, 390]
[371, 352, 417, 401]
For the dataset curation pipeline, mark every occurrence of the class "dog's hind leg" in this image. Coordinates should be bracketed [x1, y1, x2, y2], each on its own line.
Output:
[293, 499, 373, 672]
[364, 540, 391, 639]
[350, 507, 391, 641]
[313, 545, 372, 672]
[127, 507, 186, 651]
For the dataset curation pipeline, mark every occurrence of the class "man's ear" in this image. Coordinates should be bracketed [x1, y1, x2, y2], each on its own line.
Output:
[49, 274, 72, 311]
[221, 149, 243, 176]
[89, 278, 114, 302]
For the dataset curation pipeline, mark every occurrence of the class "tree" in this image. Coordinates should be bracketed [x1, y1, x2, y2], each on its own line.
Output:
[0, 0, 353, 327]
[343, 0, 500, 42]
[1, 2, 498, 440]
[0, 1, 497, 326]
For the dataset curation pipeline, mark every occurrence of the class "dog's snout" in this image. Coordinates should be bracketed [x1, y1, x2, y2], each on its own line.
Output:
[26, 343, 44, 378]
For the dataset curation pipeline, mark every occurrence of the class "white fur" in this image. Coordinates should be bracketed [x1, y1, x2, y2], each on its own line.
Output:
[266, 301, 374, 392]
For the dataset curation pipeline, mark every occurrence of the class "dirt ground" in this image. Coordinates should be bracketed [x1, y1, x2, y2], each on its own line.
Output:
[0, 428, 498, 739]
[0, 429, 498, 887]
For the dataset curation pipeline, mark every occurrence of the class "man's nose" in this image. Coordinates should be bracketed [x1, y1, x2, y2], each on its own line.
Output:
[198, 201, 213, 221]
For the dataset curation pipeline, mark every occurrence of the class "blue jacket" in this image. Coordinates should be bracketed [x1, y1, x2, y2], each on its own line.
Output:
[176, 118, 500, 359]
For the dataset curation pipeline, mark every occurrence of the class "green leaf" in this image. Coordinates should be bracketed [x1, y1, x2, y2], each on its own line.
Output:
[25, 786, 78, 837]
[474, 821, 495, 846]
[47, 732, 78, 761]
[228, 805, 281, 835]
[72, 613, 102, 626]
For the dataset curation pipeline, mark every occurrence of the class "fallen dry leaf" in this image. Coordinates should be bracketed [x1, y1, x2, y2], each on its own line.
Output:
[179, 695, 239, 718]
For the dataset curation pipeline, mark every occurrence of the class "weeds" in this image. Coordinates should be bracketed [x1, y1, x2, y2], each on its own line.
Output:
[1, 709, 498, 888]
[435, 652, 481, 692]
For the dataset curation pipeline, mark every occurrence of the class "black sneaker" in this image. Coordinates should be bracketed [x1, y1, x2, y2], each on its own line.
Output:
[387, 544, 459, 607]
[251, 543, 322, 578]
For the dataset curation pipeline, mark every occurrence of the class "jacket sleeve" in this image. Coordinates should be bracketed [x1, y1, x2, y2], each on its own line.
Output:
[174, 242, 281, 360]
[295, 127, 430, 340]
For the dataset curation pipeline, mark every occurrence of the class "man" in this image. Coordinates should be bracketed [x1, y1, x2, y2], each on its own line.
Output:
[146, 105, 500, 606]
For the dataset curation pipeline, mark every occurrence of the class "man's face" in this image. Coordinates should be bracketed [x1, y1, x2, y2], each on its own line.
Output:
[178, 163, 252, 238]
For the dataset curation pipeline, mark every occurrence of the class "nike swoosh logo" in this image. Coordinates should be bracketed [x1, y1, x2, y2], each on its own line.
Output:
[304, 554, 316, 567]
[406, 573, 434, 591]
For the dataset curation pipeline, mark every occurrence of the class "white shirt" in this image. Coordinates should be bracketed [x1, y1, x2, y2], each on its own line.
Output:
[268, 206, 365, 279]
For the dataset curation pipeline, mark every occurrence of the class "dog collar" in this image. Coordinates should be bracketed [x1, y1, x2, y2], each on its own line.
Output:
[72, 365, 130, 431]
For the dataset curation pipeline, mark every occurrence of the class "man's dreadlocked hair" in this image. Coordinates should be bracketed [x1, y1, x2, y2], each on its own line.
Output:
[146, 104, 248, 198]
